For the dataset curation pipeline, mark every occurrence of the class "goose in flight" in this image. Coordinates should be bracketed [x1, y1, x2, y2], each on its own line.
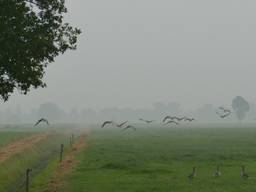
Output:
[220, 113, 231, 118]
[171, 116, 186, 121]
[216, 107, 231, 119]
[216, 110, 231, 119]
[123, 125, 136, 131]
[162, 116, 172, 123]
[184, 117, 195, 122]
[164, 120, 178, 125]
[219, 107, 231, 114]
[101, 121, 114, 128]
[139, 118, 154, 124]
[115, 121, 128, 128]
[34, 118, 49, 126]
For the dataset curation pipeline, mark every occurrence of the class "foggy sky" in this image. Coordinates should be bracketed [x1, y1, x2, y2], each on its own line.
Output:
[2, 0, 256, 112]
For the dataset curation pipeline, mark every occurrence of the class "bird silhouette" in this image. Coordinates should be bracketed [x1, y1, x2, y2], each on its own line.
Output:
[217, 107, 231, 119]
[34, 118, 49, 126]
[115, 121, 128, 128]
[220, 113, 231, 118]
[213, 165, 221, 177]
[139, 118, 154, 124]
[184, 117, 195, 122]
[188, 167, 196, 181]
[101, 121, 114, 128]
[123, 125, 136, 131]
[219, 107, 231, 113]
[171, 116, 185, 121]
[216, 110, 231, 119]
[241, 165, 249, 179]
[162, 116, 172, 123]
[164, 120, 179, 125]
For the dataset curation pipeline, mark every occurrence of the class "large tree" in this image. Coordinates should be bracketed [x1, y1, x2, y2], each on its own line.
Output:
[0, 0, 81, 101]
[232, 96, 250, 121]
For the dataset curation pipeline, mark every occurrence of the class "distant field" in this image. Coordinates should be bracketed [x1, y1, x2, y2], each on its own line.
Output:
[61, 126, 256, 192]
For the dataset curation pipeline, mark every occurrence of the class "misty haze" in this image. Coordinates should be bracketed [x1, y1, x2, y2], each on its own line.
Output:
[1, 0, 256, 191]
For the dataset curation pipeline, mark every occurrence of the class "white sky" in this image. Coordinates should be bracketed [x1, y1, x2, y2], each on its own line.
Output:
[2, 0, 256, 111]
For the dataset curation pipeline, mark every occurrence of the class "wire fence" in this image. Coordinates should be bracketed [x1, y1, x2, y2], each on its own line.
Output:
[8, 134, 75, 192]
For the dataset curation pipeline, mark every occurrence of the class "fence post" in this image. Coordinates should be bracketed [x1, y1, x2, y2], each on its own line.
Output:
[70, 136, 73, 147]
[60, 144, 64, 163]
[72, 134, 74, 143]
[26, 168, 32, 192]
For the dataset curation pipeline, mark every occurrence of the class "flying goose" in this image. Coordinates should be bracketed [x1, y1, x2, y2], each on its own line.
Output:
[184, 117, 195, 122]
[216, 107, 231, 119]
[162, 116, 172, 123]
[164, 120, 179, 125]
[139, 118, 154, 124]
[101, 121, 114, 128]
[34, 118, 49, 126]
[115, 121, 128, 128]
[171, 116, 185, 121]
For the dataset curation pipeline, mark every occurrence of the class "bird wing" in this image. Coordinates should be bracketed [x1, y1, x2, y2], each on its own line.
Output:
[34, 119, 43, 126]
[163, 116, 171, 122]
[165, 121, 178, 125]
[101, 121, 112, 128]
[119, 121, 128, 127]
[43, 119, 50, 125]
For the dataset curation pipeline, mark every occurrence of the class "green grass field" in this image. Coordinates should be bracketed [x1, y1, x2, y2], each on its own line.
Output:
[60, 126, 256, 192]
[0, 124, 80, 192]
[2, 125, 256, 192]
[0, 131, 35, 147]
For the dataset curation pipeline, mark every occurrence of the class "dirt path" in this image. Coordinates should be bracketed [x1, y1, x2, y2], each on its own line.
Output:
[0, 133, 51, 164]
[47, 134, 88, 192]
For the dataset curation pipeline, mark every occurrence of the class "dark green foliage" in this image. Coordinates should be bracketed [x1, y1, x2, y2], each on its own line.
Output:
[0, 0, 81, 101]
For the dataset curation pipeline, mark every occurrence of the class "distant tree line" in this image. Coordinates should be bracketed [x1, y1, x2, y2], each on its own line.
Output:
[0, 97, 255, 124]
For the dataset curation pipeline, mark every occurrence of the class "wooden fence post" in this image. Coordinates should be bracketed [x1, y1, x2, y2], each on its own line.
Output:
[60, 144, 64, 163]
[70, 136, 73, 147]
[72, 134, 74, 143]
[26, 168, 32, 192]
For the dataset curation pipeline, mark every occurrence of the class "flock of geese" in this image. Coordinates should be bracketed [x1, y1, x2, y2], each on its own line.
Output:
[32, 107, 232, 128]
[101, 115, 196, 131]
[187, 165, 249, 180]
[101, 121, 135, 131]
[101, 106, 232, 131]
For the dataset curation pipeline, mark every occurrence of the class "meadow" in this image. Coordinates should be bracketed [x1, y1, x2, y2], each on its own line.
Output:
[1, 124, 256, 191]
[59, 125, 256, 192]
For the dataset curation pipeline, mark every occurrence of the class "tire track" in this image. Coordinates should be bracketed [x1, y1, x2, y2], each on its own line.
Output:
[0, 133, 51, 164]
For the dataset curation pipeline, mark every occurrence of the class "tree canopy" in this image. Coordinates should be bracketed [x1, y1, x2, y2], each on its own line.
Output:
[0, 0, 81, 101]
